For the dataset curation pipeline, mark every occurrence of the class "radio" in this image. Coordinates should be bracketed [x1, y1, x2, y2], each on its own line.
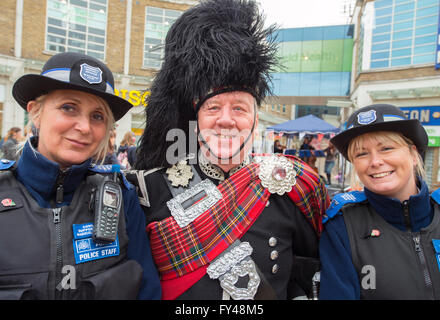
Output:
[92, 173, 122, 244]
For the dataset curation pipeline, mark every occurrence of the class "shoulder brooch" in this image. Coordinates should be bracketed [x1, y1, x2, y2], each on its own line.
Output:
[254, 155, 297, 195]
[166, 159, 194, 188]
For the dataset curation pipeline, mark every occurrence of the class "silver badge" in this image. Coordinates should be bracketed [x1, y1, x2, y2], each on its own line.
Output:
[255, 155, 297, 195]
[166, 159, 194, 187]
[166, 179, 222, 228]
[357, 110, 377, 125]
[79, 63, 103, 84]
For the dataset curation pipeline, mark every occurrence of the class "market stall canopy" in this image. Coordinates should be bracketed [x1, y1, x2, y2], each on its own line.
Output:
[266, 114, 341, 134]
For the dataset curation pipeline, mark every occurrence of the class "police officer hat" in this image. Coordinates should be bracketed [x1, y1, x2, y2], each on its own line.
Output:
[331, 104, 428, 160]
[12, 52, 132, 121]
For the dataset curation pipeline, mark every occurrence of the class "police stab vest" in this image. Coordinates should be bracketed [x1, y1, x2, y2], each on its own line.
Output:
[341, 195, 440, 300]
[0, 169, 142, 299]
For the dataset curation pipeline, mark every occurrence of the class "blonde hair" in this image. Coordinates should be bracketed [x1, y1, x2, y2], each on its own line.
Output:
[120, 131, 135, 147]
[24, 93, 115, 165]
[347, 131, 426, 187]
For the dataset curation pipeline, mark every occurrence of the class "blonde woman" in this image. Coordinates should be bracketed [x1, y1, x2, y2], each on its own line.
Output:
[0, 52, 160, 300]
[319, 104, 440, 300]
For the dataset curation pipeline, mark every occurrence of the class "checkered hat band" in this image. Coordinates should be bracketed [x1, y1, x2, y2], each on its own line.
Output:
[347, 113, 406, 129]
[42, 68, 114, 94]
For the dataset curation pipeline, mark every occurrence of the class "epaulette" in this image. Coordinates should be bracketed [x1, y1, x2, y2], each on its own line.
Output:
[89, 164, 132, 190]
[0, 159, 15, 170]
[323, 191, 367, 223]
[431, 188, 440, 205]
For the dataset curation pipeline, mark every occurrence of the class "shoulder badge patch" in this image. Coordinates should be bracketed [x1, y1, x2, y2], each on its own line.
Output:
[323, 191, 367, 223]
[0, 159, 15, 171]
[431, 188, 440, 205]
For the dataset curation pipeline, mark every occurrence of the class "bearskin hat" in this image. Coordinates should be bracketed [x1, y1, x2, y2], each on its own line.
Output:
[135, 0, 278, 170]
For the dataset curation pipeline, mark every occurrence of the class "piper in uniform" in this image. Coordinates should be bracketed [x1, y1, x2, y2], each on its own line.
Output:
[127, 0, 330, 300]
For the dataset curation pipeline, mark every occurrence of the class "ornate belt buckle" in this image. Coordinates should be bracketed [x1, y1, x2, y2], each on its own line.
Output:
[207, 240, 260, 300]
[166, 179, 222, 228]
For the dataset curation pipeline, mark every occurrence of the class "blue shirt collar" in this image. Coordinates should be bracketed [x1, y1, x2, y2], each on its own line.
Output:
[364, 179, 433, 232]
[15, 137, 93, 207]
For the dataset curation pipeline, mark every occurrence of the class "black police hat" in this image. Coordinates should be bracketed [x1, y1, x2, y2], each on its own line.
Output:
[12, 52, 132, 121]
[331, 104, 428, 160]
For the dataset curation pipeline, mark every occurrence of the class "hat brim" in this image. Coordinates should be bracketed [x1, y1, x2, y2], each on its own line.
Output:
[330, 119, 428, 161]
[12, 74, 132, 121]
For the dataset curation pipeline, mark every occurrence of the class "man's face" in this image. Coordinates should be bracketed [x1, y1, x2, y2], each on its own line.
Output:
[197, 91, 257, 170]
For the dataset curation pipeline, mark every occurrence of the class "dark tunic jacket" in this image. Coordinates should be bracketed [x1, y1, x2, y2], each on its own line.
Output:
[128, 161, 321, 300]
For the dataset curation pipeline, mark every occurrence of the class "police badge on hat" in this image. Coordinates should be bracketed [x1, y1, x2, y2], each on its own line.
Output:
[79, 63, 103, 84]
[357, 110, 377, 125]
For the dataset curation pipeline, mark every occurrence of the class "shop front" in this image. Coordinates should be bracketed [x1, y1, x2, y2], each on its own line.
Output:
[400, 105, 440, 190]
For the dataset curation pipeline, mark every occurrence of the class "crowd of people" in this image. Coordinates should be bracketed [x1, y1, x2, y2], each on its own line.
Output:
[0, 0, 438, 301]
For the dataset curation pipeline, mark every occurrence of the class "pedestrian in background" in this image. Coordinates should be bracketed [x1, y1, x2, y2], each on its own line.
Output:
[117, 131, 136, 169]
[2, 127, 23, 161]
[324, 142, 337, 185]
[96, 129, 120, 166]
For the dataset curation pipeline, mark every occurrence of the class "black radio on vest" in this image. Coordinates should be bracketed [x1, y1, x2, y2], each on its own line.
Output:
[93, 172, 122, 244]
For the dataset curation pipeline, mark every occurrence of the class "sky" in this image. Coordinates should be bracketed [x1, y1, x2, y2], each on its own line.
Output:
[257, 0, 355, 29]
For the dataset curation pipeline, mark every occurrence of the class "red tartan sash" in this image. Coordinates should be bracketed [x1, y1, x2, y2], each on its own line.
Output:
[146, 155, 329, 299]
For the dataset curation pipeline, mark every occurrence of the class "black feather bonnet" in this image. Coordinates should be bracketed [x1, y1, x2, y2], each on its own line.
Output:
[135, 0, 278, 170]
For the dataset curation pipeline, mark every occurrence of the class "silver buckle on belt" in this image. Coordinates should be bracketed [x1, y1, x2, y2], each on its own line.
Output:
[207, 240, 260, 300]
[166, 179, 222, 228]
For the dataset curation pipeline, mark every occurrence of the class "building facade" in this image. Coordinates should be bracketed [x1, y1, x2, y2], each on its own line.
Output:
[270, 24, 355, 128]
[351, 0, 440, 189]
[0, 0, 197, 144]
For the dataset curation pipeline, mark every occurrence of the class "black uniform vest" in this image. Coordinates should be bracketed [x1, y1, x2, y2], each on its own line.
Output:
[343, 200, 440, 299]
[0, 170, 142, 299]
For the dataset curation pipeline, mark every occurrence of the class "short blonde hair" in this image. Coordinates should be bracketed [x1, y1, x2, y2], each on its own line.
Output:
[26, 92, 115, 164]
[347, 131, 426, 184]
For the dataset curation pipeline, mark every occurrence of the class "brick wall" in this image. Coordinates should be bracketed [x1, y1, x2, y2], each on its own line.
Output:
[0, 0, 193, 78]
[0, 0, 18, 56]
[22, 0, 47, 61]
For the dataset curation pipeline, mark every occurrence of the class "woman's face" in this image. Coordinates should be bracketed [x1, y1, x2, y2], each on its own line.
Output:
[350, 133, 418, 201]
[28, 89, 108, 168]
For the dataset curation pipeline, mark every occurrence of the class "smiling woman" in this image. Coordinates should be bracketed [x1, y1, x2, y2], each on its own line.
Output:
[347, 131, 425, 201]
[318, 104, 440, 300]
[27, 90, 111, 169]
[0, 52, 161, 300]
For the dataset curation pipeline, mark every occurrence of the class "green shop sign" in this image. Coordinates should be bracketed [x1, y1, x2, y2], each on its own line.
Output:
[275, 38, 353, 73]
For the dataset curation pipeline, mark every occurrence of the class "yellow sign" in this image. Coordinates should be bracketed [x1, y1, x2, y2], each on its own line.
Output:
[114, 89, 150, 107]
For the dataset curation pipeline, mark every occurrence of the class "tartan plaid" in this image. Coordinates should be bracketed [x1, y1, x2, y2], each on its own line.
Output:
[284, 155, 330, 236]
[147, 155, 329, 281]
